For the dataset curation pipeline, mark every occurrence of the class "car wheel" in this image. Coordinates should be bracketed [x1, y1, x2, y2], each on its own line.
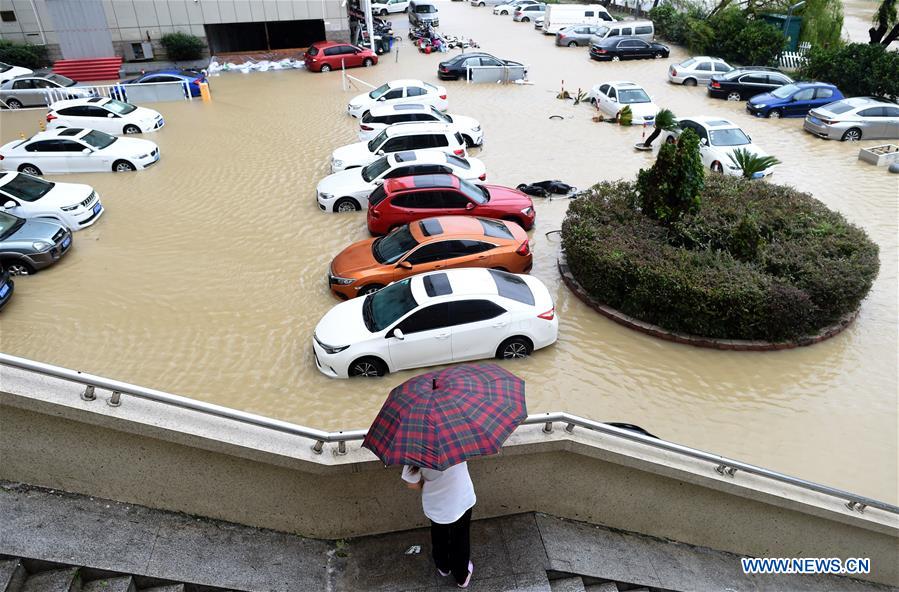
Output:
[521, 16, 529, 22]
[349, 357, 387, 378]
[478, 1, 485, 6]
[320, 64, 332, 72]
[726, 91, 742, 101]
[665, 135, 676, 144]
[5, 98, 23, 109]
[611, 55, 621, 62]
[462, 135, 474, 148]
[653, 52, 663, 59]
[334, 197, 361, 213]
[113, 160, 136, 172]
[380, 8, 388, 15]
[18, 164, 42, 176]
[768, 109, 782, 119]
[841, 128, 862, 142]
[568, 41, 578, 47]
[3, 260, 34, 276]
[123, 124, 141, 134]
[496, 336, 533, 360]
[359, 284, 384, 295]
[683, 78, 697, 87]
[363, 58, 374, 67]
[500, 9, 508, 14]
[711, 161, 723, 173]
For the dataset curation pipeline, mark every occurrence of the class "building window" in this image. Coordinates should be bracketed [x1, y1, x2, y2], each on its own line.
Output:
[0, 11, 16, 22]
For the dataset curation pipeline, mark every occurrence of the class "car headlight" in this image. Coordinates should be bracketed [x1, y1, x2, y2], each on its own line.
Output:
[521, 206, 534, 216]
[319, 192, 334, 200]
[137, 153, 149, 159]
[315, 335, 350, 355]
[61, 204, 79, 212]
[349, 103, 361, 110]
[333, 159, 343, 167]
[32, 241, 52, 251]
[754, 103, 766, 108]
[331, 276, 356, 285]
[473, 125, 481, 131]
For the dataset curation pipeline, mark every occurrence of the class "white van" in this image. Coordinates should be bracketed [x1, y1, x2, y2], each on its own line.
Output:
[589, 19, 655, 42]
[542, 4, 614, 35]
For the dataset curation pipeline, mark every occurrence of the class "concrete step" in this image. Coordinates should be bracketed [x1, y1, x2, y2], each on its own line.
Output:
[584, 583, 618, 592]
[20, 568, 80, 592]
[0, 559, 27, 592]
[81, 577, 135, 592]
[139, 586, 184, 592]
[550, 576, 587, 592]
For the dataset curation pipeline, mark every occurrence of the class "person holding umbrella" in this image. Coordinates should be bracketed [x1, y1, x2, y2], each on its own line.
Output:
[363, 363, 528, 589]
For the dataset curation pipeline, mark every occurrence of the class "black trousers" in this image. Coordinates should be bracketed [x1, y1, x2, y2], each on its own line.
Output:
[430, 507, 472, 584]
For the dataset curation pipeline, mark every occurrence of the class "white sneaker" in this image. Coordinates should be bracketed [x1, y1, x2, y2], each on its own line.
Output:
[457, 561, 474, 588]
[438, 568, 451, 577]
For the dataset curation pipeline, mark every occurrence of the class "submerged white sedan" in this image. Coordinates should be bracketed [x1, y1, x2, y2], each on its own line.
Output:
[661, 116, 775, 177]
[312, 268, 559, 378]
[0, 128, 160, 175]
[588, 81, 660, 125]
[346, 79, 448, 118]
[0, 171, 103, 230]
[47, 97, 165, 135]
[316, 150, 486, 213]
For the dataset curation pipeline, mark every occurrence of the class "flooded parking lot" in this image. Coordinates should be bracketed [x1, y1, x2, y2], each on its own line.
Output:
[1, 0, 896, 503]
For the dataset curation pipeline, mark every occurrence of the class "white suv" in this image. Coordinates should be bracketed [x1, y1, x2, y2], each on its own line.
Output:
[359, 103, 483, 146]
[0, 171, 103, 230]
[47, 97, 164, 135]
[312, 268, 559, 378]
[330, 123, 467, 172]
[347, 79, 448, 118]
[317, 150, 487, 213]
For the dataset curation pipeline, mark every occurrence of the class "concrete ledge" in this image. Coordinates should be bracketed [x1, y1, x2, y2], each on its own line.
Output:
[558, 256, 858, 351]
[1, 365, 897, 586]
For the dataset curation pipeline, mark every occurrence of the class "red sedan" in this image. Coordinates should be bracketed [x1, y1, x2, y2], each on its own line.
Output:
[304, 41, 378, 73]
[366, 174, 536, 235]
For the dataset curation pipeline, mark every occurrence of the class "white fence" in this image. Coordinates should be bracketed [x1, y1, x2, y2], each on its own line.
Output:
[465, 65, 528, 84]
[0, 81, 194, 111]
[779, 42, 812, 70]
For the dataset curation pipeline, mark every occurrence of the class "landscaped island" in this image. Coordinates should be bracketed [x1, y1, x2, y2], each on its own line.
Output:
[561, 142, 880, 343]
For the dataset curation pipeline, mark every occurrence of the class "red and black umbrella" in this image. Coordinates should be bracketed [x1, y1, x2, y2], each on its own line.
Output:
[362, 363, 527, 470]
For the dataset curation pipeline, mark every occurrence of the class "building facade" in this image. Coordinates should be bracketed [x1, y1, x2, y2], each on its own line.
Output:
[0, 0, 349, 62]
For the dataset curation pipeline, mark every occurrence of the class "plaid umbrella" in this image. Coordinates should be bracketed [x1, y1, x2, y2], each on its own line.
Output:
[362, 363, 527, 470]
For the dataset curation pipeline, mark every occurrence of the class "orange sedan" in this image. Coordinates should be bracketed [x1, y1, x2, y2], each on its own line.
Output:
[327, 216, 532, 299]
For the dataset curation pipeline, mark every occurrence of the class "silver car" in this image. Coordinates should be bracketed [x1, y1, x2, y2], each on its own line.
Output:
[667, 56, 733, 86]
[513, 3, 545, 22]
[556, 24, 605, 47]
[0, 210, 72, 275]
[0, 74, 93, 109]
[804, 97, 899, 141]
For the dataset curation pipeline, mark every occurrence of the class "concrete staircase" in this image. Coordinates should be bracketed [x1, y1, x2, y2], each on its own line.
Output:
[549, 574, 669, 592]
[0, 557, 232, 592]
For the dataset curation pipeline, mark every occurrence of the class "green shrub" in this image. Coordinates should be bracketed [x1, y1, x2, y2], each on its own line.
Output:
[649, 1, 707, 44]
[685, 7, 784, 66]
[799, 43, 899, 101]
[160, 32, 206, 61]
[561, 175, 879, 341]
[0, 40, 50, 70]
[637, 128, 704, 224]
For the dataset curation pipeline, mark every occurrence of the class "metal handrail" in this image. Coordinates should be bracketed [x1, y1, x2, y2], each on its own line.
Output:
[1, 352, 896, 515]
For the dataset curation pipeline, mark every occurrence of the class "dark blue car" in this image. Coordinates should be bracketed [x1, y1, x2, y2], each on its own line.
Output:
[746, 82, 844, 119]
[112, 69, 207, 100]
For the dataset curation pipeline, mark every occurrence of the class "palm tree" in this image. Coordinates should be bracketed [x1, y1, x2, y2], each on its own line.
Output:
[727, 148, 782, 179]
[641, 108, 677, 148]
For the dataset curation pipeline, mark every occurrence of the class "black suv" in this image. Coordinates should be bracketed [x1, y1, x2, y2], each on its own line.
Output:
[707, 68, 793, 101]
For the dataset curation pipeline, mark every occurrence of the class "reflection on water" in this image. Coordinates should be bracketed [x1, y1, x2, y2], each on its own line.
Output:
[0, 0, 896, 503]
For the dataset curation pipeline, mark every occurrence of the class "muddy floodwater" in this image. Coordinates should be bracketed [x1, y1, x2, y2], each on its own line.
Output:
[1, 1, 896, 503]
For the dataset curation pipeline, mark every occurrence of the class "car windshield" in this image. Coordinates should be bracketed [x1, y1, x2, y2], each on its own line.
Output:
[307, 46, 319, 56]
[823, 101, 855, 114]
[446, 154, 470, 169]
[104, 99, 137, 115]
[369, 82, 391, 99]
[680, 58, 697, 68]
[362, 278, 418, 332]
[367, 130, 389, 152]
[594, 26, 610, 36]
[415, 4, 437, 12]
[373, 225, 419, 263]
[81, 130, 117, 150]
[362, 156, 392, 182]
[709, 128, 751, 146]
[618, 89, 651, 104]
[771, 84, 800, 99]
[47, 73, 76, 87]
[0, 63, 11, 73]
[0, 211, 25, 240]
[458, 177, 488, 204]
[429, 106, 451, 123]
[0, 173, 54, 202]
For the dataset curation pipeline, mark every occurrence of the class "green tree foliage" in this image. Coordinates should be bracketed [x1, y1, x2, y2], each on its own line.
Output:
[642, 108, 678, 147]
[637, 128, 705, 224]
[561, 175, 880, 341]
[727, 148, 782, 179]
[0, 40, 50, 70]
[686, 7, 785, 65]
[798, 0, 844, 49]
[649, 2, 707, 44]
[800, 43, 899, 100]
[160, 32, 206, 61]
[869, 0, 899, 45]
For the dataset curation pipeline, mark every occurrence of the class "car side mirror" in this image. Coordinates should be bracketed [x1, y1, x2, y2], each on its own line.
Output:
[397, 260, 413, 270]
[378, 96, 386, 101]
[373, 179, 384, 185]
[2, 200, 15, 209]
[700, 138, 708, 146]
[465, 202, 476, 210]
[391, 328, 405, 340]
[376, 150, 385, 155]
[107, 113, 114, 118]
[82, 148, 92, 154]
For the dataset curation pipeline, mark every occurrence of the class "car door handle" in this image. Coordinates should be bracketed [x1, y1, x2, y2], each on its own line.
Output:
[492, 321, 508, 328]
[436, 332, 450, 339]
[477, 255, 487, 260]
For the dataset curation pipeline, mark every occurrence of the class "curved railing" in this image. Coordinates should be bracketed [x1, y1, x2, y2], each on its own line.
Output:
[1, 351, 896, 515]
